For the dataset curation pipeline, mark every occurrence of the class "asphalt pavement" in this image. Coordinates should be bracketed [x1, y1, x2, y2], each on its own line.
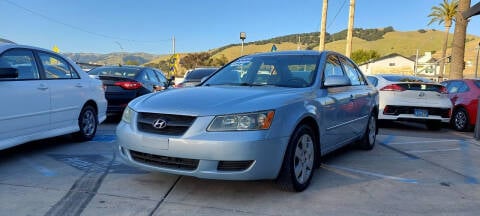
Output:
[0, 119, 479, 216]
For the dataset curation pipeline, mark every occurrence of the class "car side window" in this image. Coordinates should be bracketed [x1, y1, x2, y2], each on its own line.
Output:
[367, 76, 378, 87]
[38, 52, 79, 79]
[0, 49, 40, 80]
[323, 55, 345, 77]
[339, 56, 365, 86]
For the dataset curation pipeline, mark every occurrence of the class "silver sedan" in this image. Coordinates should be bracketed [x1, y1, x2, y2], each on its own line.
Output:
[116, 51, 379, 192]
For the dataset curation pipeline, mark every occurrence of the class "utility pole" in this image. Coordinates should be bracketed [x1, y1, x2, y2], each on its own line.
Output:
[172, 36, 176, 54]
[319, 0, 328, 51]
[115, 41, 124, 66]
[346, 0, 355, 57]
[476, 42, 480, 78]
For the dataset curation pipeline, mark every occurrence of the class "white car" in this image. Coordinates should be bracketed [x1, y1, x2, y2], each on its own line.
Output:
[367, 74, 452, 130]
[0, 44, 107, 150]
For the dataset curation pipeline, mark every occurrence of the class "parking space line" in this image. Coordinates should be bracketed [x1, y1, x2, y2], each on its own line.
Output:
[321, 165, 363, 180]
[387, 139, 461, 145]
[406, 148, 461, 154]
[459, 140, 479, 184]
[21, 158, 56, 177]
[322, 164, 418, 184]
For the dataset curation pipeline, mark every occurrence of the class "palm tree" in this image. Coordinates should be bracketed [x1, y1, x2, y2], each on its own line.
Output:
[450, 0, 471, 79]
[428, 0, 458, 79]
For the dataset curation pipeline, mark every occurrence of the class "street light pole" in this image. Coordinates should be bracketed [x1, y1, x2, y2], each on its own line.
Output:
[240, 32, 246, 56]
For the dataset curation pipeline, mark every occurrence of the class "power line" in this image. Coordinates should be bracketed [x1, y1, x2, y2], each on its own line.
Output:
[326, 0, 348, 31]
[2, 0, 170, 44]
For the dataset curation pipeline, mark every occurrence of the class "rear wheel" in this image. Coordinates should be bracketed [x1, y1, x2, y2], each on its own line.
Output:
[357, 114, 377, 150]
[74, 105, 98, 141]
[452, 108, 470, 131]
[276, 125, 317, 192]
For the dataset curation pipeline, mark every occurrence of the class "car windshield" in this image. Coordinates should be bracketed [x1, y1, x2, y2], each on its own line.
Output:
[88, 67, 141, 78]
[382, 75, 432, 83]
[185, 68, 217, 80]
[203, 54, 319, 88]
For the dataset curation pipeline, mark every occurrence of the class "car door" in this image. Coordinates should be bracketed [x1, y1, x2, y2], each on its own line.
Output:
[37, 51, 86, 129]
[339, 55, 374, 137]
[0, 49, 49, 147]
[319, 54, 356, 153]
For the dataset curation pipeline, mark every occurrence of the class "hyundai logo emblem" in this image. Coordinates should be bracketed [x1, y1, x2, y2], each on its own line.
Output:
[152, 119, 167, 129]
[418, 92, 425, 97]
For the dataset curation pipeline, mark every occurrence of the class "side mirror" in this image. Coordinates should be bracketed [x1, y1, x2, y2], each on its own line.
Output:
[324, 75, 351, 87]
[167, 76, 175, 87]
[0, 68, 18, 79]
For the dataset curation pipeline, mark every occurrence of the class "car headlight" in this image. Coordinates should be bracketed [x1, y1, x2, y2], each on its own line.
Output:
[121, 106, 135, 124]
[207, 110, 275, 131]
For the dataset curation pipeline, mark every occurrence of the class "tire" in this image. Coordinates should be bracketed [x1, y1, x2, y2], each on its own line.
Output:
[276, 125, 317, 192]
[357, 114, 377, 150]
[452, 108, 470, 131]
[74, 105, 98, 141]
[426, 120, 442, 131]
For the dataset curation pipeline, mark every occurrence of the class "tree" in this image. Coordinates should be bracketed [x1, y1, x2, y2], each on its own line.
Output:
[180, 52, 212, 70]
[428, 0, 458, 78]
[351, 49, 380, 65]
[124, 60, 140, 65]
[211, 54, 229, 66]
[450, 0, 471, 79]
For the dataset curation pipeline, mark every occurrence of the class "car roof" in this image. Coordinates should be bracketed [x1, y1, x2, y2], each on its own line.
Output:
[0, 43, 57, 54]
[244, 50, 328, 57]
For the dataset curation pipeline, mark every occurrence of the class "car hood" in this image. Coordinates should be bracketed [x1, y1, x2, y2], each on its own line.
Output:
[129, 86, 309, 116]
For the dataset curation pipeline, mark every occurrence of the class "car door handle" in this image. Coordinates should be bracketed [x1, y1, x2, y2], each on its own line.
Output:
[37, 84, 48, 90]
[75, 83, 84, 88]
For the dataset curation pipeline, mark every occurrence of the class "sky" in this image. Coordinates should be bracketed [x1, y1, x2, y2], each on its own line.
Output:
[1, 0, 480, 55]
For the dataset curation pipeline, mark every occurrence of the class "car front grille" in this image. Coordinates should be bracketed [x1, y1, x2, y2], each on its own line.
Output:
[137, 112, 196, 136]
[217, 160, 254, 171]
[130, 150, 199, 171]
[383, 105, 451, 118]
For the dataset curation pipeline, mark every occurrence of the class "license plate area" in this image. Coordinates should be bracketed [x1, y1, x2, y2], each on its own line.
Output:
[414, 109, 428, 117]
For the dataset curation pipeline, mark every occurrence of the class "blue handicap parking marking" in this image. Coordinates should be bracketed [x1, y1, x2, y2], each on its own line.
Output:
[91, 134, 116, 142]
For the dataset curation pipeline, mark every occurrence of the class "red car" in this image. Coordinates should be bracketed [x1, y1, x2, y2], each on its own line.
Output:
[441, 79, 480, 131]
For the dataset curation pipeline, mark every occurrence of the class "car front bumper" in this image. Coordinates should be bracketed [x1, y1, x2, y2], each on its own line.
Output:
[116, 118, 290, 180]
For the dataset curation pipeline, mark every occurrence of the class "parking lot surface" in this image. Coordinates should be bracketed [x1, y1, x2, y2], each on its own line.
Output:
[1, 119, 479, 216]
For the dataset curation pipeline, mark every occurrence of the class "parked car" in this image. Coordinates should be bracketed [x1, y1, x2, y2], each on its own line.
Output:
[116, 51, 379, 192]
[88, 65, 173, 115]
[175, 67, 218, 88]
[367, 74, 451, 130]
[441, 79, 480, 131]
[0, 43, 107, 150]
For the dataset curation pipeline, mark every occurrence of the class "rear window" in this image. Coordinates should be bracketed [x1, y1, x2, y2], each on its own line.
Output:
[88, 67, 141, 78]
[382, 75, 432, 83]
[367, 76, 378, 87]
[186, 68, 217, 79]
[474, 80, 480, 88]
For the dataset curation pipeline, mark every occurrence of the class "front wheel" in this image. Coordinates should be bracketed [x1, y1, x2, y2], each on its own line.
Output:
[276, 125, 317, 192]
[74, 105, 98, 141]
